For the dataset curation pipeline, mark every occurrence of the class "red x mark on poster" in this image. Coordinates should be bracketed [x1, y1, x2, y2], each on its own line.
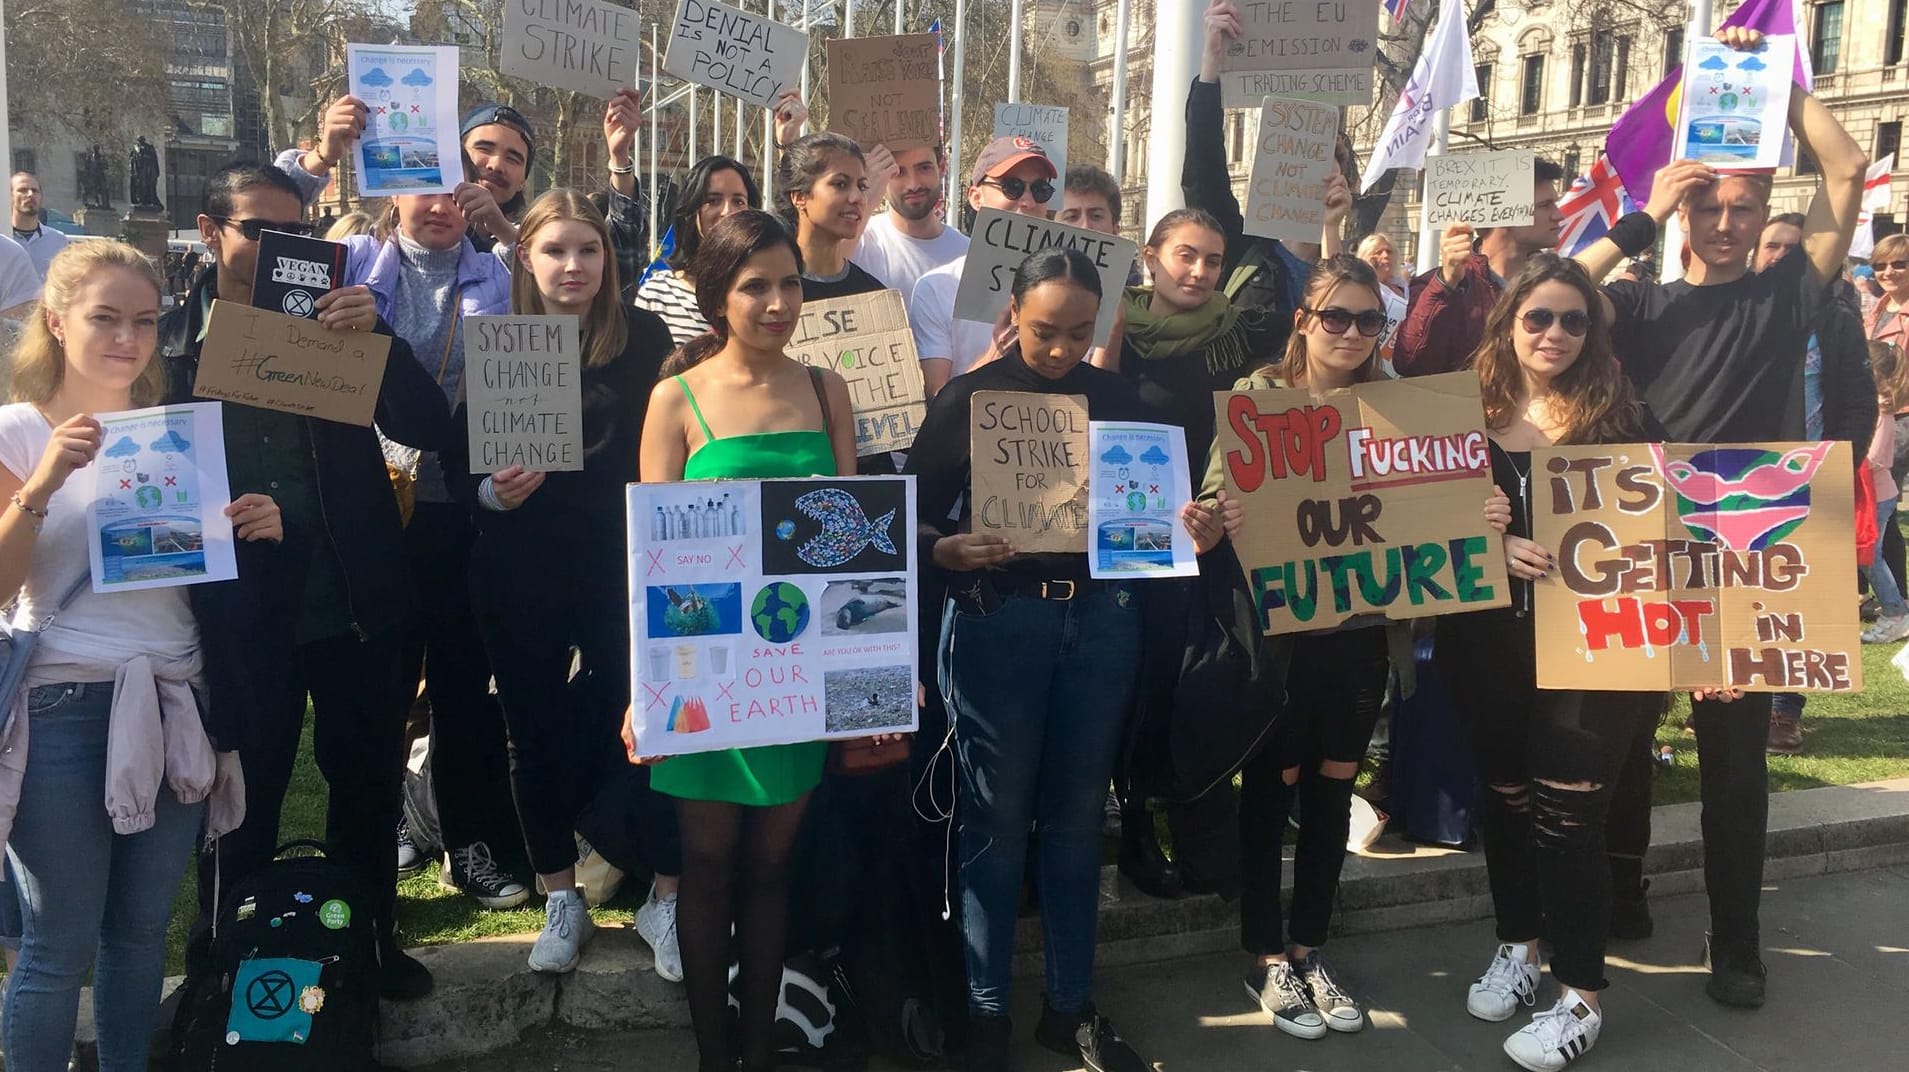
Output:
[716, 680, 735, 704]
[164, 476, 177, 486]
[119, 479, 132, 490]
[726, 545, 746, 569]
[645, 548, 665, 577]
[1149, 483, 1159, 493]
[641, 681, 668, 711]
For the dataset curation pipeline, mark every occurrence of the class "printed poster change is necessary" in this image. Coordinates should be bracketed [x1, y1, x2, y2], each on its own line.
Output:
[1532, 442, 1860, 693]
[662, 0, 808, 109]
[627, 475, 920, 757]
[954, 210, 1137, 348]
[1424, 150, 1536, 228]
[1672, 34, 1796, 170]
[1244, 96, 1339, 244]
[969, 391, 1089, 554]
[992, 104, 1068, 206]
[195, 299, 393, 428]
[500, 0, 641, 99]
[346, 44, 463, 195]
[1212, 372, 1510, 634]
[826, 34, 940, 152]
[1088, 422, 1197, 579]
[786, 290, 927, 456]
[87, 403, 237, 593]
[251, 231, 345, 321]
[464, 315, 585, 473]
[1220, 0, 1377, 107]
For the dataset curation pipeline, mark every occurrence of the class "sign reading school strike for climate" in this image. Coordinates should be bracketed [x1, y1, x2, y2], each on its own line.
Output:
[500, 0, 641, 100]
[1244, 96, 1339, 244]
[954, 209, 1137, 348]
[787, 290, 927, 456]
[464, 315, 585, 473]
[1213, 372, 1510, 634]
[826, 35, 939, 152]
[970, 391, 1090, 553]
[195, 300, 393, 427]
[1220, 0, 1377, 107]
[662, 0, 807, 109]
[1424, 151, 1537, 228]
[1532, 442, 1862, 693]
[992, 104, 1068, 206]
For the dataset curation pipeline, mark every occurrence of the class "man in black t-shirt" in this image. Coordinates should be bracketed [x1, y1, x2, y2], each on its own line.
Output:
[1573, 27, 1869, 1011]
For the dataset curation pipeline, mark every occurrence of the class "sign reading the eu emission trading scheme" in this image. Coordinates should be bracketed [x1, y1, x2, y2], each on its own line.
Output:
[1212, 372, 1509, 634]
[1532, 442, 1860, 693]
[662, 0, 808, 109]
[1220, 0, 1378, 106]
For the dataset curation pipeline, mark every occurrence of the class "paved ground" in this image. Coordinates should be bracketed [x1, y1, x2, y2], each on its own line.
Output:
[420, 864, 1909, 1071]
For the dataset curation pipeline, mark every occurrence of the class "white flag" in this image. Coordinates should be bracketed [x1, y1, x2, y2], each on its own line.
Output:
[1851, 155, 1893, 261]
[1359, 0, 1478, 193]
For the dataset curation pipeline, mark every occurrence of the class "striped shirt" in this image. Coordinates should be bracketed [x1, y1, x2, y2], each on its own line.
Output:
[635, 268, 709, 349]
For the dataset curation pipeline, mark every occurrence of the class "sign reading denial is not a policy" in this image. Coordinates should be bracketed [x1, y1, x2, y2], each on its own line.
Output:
[500, 0, 641, 100]
[465, 315, 585, 473]
[1244, 96, 1339, 244]
[1425, 151, 1537, 228]
[1532, 442, 1860, 693]
[195, 300, 392, 427]
[970, 391, 1089, 553]
[1220, 0, 1377, 107]
[662, 0, 808, 109]
[992, 104, 1068, 206]
[826, 35, 940, 152]
[1213, 372, 1510, 634]
[954, 210, 1137, 348]
[786, 290, 927, 456]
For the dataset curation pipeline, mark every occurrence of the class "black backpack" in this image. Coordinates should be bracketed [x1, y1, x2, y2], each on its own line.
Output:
[166, 840, 382, 1071]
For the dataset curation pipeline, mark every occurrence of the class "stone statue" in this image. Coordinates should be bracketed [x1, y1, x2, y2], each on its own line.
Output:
[79, 145, 112, 210]
[129, 136, 163, 211]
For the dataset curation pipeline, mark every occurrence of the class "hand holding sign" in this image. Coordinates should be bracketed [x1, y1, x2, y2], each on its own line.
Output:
[314, 286, 377, 333]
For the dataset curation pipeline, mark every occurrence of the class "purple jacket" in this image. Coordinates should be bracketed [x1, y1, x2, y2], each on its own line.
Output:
[337, 234, 513, 326]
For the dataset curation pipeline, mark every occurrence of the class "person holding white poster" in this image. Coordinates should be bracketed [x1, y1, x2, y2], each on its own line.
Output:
[904, 249, 1235, 1072]
[0, 242, 278, 1070]
[628, 210, 860, 1072]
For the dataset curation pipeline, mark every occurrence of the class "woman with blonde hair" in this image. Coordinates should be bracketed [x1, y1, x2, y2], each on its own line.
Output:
[324, 209, 376, 240]
[0, 241, 280, 1071]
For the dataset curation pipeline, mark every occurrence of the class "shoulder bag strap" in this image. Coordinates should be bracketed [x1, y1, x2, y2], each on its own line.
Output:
[807, 365, 833, 438]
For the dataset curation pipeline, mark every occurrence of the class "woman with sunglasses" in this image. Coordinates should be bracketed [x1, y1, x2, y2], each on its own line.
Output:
[1438, 255, 1663, 1071]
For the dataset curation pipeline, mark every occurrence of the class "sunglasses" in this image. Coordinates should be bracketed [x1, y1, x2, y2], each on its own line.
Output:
[1878, 260, 1909, 272]
[1519, 308, 1591, 337]
[1304, 306, 1388, 337]
[211, 217, 313, 241]
[980, 176, 1056, 204]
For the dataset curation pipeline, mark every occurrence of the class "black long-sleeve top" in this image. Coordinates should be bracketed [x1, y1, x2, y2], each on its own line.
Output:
[1182, 78, 1306, 319]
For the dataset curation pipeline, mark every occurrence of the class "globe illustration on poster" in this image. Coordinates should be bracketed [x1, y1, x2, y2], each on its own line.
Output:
[751, 582, 810, 643]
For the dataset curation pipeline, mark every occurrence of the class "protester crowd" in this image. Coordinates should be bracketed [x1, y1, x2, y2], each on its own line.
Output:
[0, 3, 1896, 1071]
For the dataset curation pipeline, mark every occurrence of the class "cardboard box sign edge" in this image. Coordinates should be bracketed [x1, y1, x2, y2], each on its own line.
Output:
[194, 298, 392, 428]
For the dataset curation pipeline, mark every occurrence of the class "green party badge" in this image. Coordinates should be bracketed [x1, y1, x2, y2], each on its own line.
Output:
[317, 899, 350, 930]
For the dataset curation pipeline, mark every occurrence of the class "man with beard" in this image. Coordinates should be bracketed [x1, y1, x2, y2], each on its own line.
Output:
[849, 144, 969, 301]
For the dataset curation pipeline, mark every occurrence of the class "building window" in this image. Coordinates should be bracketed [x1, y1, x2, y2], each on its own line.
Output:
[1230, 112, 1244, 164]
[1472, 64, 1493, 122]
[1615, 36, 1632, 99]
[1664, 27, 1685, 76]
[1521, 54, 1545, 116]
[1570, 43, 1586, 107]
[1812, 1, 1844, 75]
[1890, 0, 1908, 66]
[1881, 122, 1903, 167]
[12, 149, 35, 176]
[1564, 147, 1582, 179]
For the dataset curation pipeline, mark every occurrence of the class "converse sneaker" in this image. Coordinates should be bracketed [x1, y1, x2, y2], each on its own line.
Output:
[1244, 960, 1327, 1039]
[1074, 1007, 1150, 1072]
[440, 841, 530, 909]
[528, 887, 595, 974]
[1468, 942, 1541, 1022]
[1294, 950, 1365, 1032]
[1503, 990, 1602, 1072]
[634, 883, 683, 982]
[396, 819, 425, 875]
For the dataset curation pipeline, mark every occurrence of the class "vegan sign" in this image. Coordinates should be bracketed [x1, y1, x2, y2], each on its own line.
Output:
[1244, 96, 1338, 243]
[1213, 372, 1509, 634]
[992, 104, 1068, 206]
[500, 0, 641, 100]
[954, 209, 1137, 348]
[826, 34, 939, 151]
[195, 300, 393, 427]
[1532, 442, 1860, 692]
[786, 290, 927, 456]
[464, 315, 585, 473]
[970, 391, 1089, 553]
[662, 0, 808, 109]
[1425, 151, 1536, 228]
[1220, 0, 1377, 106]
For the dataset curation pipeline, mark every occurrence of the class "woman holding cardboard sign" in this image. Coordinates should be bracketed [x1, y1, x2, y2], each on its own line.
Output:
[1436, 255, 1663, 1071]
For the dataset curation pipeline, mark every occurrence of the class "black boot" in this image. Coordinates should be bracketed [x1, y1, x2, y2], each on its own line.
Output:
[1117, 803, 1183, 899]
[1703, 932, 1767, 1008]
[1609, 877, 1654, 940]
[964, 1013, 1013, 1072]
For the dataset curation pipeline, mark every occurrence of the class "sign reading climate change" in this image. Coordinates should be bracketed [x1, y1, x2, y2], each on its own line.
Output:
[627, 475, 920, 757]
[1533, 442, 1861, 693]
[1213, 372, 1510, 634]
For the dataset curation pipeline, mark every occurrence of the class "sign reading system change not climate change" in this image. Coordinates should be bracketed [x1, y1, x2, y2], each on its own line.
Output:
[464, 315, 585, 473]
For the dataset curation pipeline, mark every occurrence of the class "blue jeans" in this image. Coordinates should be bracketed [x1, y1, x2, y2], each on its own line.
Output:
[940, 584, 1141, 1017]
[1868, 501, 1909, 618]
[3, 682, 205, 1072]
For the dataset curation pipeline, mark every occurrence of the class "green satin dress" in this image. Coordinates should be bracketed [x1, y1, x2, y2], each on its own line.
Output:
[649, 375, 834, 806]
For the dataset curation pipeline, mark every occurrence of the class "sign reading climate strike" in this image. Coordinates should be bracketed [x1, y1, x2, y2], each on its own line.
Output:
[1532, 442, 1861, 693]
[1213, 372, 1509, 634]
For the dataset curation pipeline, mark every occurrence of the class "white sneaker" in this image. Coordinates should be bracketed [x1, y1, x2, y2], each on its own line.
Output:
[527, 887, 595, 974]
[1862, 613, 1909, 644]
[1467, 943, 1540, 1022]
[635, 884, 683, 982]
[1504, 990, 1602, 1072]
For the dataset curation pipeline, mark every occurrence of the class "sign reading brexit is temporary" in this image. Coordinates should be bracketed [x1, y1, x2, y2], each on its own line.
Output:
[954, 209, 1137, 348]
[1213, 372, 1510, 634]
[1425, 151, 1536, 228]
[1220, 0, 1378, 107]
[1532, 442, 1861, 693]
[662, 0, 808, 109]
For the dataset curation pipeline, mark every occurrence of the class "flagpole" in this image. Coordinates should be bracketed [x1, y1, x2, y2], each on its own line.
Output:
[1414, 108, 1450, 274]
[1662, 0, 1714, 283]
[844, 0, 853, 37]
[950, 0, 968, 229]
[1144, 0, 1203, 226]
[1007, 0, 1024, 102]
[649, 23, 660, 257]
[1108, 0, 1132, 181]
[895, 0, 903, 33]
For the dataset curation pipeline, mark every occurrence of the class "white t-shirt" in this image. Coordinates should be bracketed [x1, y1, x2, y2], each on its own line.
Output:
[0, 403, 198, 664]
[909, 256, 997, 378]
[0, 234, 43, 312]
[851, 214, 970, 303]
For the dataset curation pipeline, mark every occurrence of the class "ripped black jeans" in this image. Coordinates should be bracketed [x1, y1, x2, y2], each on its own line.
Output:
[1438, 613, 1659, 992]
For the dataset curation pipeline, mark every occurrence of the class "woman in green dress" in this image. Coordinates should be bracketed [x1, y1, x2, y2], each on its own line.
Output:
[629, 210, 856, 1072]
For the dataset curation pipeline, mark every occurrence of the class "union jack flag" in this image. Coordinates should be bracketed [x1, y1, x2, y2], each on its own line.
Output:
[1555, 156, 1638, 257]
[1383, 0, 1413, 24]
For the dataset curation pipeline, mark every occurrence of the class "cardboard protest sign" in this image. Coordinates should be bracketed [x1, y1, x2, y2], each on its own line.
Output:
[992, 104, 1068, 206]
[1425, 151, 1536, 228]
[500, 0, 641, 99]
[628, 475, 920, 757]
[1244, 96, 1338, 243]
[464, 315, 585, 473]
[195, 300, 392, 427]
[786, 290, 926, 456]
[252, 231, 346, 320]
[662, 0, 808, 109]
[970, 391, 1089, 553]
[826, 34, 939, 152]
[954, 209, 1136, 348]
[1212, 372, 1510, 634]
[1220, 1, 1377, 107]
[1532, 442, 1860, 693]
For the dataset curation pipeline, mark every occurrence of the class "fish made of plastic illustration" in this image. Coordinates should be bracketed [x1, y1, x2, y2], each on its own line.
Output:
[791, 488, 897, 568]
